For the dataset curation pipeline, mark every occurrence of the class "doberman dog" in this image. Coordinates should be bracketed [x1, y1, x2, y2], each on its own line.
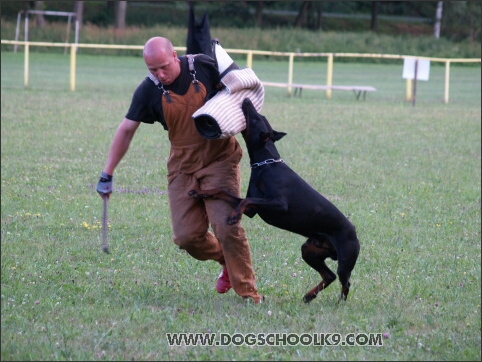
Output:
[189, 98, 360, 303]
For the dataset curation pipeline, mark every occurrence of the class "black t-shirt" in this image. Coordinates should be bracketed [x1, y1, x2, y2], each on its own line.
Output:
[125, 54, 220, 130]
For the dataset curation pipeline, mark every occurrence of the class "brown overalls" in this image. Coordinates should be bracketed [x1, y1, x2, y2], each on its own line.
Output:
[161, 65, 261, 302]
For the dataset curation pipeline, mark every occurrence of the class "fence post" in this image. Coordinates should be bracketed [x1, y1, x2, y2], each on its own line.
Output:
[287, 53, 294, 96]
[326, 53, 333, 99]
[406, 78, 412, 101]
[70, 44, 76, 91]
[444, 60, 450, 104]
[24, 42, 29, 87]
[246, 51, 252, 69]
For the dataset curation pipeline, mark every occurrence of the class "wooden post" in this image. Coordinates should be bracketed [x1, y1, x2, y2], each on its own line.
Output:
[287, 53, 294, 96]
[412, 59, 418, 106]
[70, 44, 76, 91]
[444, 60, 450, 104]
[406, 78, 412, 101]
[24, 43, 29, 87]
[246, 51, 253, 69]
[326, 53, 333, 99]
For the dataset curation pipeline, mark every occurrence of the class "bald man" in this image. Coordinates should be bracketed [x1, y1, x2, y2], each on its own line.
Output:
[96, 37, 262, 303]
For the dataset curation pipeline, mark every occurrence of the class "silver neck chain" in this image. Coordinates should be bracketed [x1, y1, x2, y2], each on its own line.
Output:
[251, 158, 284, 168]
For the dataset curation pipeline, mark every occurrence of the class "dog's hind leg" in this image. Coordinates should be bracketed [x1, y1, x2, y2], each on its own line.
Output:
[335, 231, 360, 303]
[301, 237, 337, 303]
[336, 251, 359, 302]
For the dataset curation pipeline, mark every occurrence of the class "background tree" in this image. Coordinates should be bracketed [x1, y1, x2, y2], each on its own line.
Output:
[370, 1, 378, 31]
[433, 1, 443, 39]
[74, 1, 84, 30]
[313, 1, 323, 30]
[255, 1, 264, 28]
[31, 1, 45, 28]
[442, 1, 481, 41]
[294, 1, 310, 28]
[115, 1, 127, 31]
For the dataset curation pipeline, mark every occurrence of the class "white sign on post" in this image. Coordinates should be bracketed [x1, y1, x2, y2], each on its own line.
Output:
[403, 58, 430, 106]
[403, 58, 430, 81]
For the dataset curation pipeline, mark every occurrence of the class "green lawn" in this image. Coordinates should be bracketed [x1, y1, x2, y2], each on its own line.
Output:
[1, 51, 481, 361]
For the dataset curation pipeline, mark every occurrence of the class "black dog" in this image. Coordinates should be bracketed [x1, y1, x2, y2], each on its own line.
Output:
[189, 98, 360, 303]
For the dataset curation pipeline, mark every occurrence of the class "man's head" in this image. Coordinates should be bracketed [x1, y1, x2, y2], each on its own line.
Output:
[143, 37, 181, 85]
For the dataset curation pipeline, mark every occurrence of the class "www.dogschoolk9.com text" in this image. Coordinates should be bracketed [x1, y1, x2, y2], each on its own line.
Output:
[166, 332, 383, 347]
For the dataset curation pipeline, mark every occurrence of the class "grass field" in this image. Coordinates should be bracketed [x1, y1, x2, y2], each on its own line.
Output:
[1, 51, 481, 361]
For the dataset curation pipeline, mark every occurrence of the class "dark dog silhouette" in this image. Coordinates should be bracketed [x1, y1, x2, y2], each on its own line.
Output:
[189, 98, 360, 303]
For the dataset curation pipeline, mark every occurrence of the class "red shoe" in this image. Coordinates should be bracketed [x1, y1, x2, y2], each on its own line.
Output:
[216, 267, 231, 293]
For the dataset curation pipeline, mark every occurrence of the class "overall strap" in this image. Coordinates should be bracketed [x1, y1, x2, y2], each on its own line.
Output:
[147, 73, 172, 103]
[186, 54, 200, 93]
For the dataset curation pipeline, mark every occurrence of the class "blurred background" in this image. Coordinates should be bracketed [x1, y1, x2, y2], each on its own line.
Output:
[1, 1, 480, 56]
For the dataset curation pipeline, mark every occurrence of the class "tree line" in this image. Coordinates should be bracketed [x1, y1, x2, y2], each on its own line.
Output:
[2, 1, 480, 42]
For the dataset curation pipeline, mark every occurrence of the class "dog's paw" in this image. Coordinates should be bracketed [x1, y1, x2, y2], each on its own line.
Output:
[303, 293, 317, 303]
[338, 290, 349, 303]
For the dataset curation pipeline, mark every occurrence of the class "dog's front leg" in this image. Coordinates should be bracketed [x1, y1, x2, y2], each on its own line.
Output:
[227, 197, 288, 225]
[188, 189, 243, 209]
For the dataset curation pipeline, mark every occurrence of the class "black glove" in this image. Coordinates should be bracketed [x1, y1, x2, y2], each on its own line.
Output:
[96, 171, 113, 197]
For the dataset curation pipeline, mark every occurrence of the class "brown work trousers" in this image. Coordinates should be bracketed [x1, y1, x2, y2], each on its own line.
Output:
[162, 80, 261, 302]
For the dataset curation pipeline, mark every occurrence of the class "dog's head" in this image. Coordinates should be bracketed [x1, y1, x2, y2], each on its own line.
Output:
[241, 98, 286, 149]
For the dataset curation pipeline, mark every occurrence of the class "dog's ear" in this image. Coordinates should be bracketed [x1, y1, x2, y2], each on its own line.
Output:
[272, 131, 287, 142]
